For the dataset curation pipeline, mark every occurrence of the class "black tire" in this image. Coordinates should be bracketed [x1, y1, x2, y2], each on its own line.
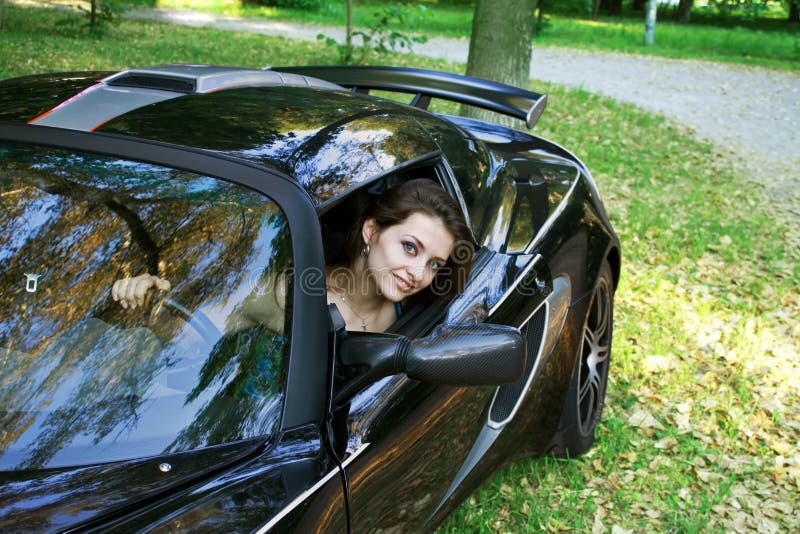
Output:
[549, 259, 614, 457]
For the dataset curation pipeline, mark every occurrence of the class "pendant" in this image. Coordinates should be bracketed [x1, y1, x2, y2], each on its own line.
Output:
[361, 320, 367, 331]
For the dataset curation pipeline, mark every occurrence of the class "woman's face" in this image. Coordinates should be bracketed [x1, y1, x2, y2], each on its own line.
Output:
[363, 212, 455, 302]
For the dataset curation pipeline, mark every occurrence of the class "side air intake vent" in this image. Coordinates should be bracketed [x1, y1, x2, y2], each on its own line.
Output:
[107, 74, 196, 94]
[488, 304, 547, 426]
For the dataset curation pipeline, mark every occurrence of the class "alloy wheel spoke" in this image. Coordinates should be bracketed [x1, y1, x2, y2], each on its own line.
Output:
[583, 325, 597, 347]
[594, 345, 611, 364]
[578, 372, 592, 401]
[592, 345, 610, 365]
[579, 384, 596, 426]
[594, 291, 609, 339]
[585, 371, 597, 394]
[574, 272, 614, 432]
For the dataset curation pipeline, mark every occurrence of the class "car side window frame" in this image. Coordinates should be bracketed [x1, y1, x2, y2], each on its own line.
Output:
[434, 155, 476, 243]
[0, 123, 330, 432]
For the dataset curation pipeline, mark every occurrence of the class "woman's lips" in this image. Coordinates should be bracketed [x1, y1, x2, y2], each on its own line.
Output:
[393, 273, 412, 293]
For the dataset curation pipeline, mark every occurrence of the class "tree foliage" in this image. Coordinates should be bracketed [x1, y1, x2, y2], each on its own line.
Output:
[675, 0, 694, 22]
[319, 3, 428, 64]
[242, 0, 329, 9]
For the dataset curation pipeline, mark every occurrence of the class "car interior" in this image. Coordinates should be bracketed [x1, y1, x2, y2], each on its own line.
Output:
[317, 161, 463, 340]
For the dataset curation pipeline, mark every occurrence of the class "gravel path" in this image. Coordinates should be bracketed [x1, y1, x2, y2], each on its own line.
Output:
[127, 8, 799, 219]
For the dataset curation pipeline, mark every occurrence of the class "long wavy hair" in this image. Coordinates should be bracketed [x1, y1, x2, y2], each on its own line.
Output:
[334, 178, 474, 301]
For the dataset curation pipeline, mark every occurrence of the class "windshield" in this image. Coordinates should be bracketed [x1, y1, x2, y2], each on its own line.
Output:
[0, 142, 292, 470]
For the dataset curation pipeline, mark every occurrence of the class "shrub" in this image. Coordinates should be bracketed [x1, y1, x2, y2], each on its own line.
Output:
[241, 0, 331, 10]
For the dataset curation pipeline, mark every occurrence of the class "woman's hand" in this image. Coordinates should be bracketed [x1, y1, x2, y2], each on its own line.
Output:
[112, 274, 171, 309]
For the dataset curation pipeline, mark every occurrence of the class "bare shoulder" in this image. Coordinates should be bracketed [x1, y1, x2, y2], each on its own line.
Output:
[235, 270, 288, 333]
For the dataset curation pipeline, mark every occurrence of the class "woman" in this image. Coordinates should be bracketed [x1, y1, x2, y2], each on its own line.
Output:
[112, 179, 474, 333]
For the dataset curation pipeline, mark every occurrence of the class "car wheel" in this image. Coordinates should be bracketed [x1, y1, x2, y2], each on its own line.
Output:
[549, 259, 614, 457]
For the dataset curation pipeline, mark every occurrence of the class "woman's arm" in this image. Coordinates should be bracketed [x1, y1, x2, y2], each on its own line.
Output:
[111, 272, 287, 334]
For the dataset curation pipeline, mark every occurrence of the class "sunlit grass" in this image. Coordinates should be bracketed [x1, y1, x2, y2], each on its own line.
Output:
[0, 3, 462, 78]
[125, 0, 800, 70]
[158, 0, 228, 9]
[147, 0, 471, 34]
[2, 4, 798, 531]
[154, 0, 281, 17]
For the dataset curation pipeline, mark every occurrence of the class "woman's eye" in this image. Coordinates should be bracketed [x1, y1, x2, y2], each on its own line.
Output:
[403, 242, 417, 255]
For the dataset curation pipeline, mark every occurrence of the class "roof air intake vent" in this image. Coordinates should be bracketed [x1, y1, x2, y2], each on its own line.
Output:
[107, 74, 196, 94]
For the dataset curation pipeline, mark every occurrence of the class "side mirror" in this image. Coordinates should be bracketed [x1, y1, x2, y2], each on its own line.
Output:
[338, 322, 526, 388]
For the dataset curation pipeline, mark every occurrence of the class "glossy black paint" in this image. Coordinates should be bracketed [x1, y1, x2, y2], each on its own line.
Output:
[103, 425, 331, 533]
[97, 88, 440, 206]
[0, 72, 107, 124]
[275, 65, 548, 128]
[0, 66, 619, 532]
[0, 439, 263, 532]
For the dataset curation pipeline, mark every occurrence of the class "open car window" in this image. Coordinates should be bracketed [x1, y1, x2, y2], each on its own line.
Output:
[0, 142, 292, 470]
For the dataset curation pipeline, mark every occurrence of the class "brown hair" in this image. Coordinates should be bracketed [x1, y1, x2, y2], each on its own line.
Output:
[337, 178, 474, 299]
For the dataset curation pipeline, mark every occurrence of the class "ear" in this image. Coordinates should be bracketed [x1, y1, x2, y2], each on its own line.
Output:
[361, 218, 379, 245]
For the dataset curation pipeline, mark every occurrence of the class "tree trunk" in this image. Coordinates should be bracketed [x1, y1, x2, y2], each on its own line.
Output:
[600, 0, 623, 16]
[463, 0, 538, 127]
[345, 0, 353, 63]
[90, 0, 98, 30]
[591, 0, 601, 19]
[534, 0, 545, 35]
[644, 0, 656, 45]
[675, 0, 693, 23]
[790, 1, 799, 23]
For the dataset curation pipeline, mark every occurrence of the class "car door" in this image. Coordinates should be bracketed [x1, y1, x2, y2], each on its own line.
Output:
[447, 139, 596, 464]
[0, 124, 346, 532]
[297, 155, 534, 531]
[335, 314, 509, 530]
[330, 140, 597, 530]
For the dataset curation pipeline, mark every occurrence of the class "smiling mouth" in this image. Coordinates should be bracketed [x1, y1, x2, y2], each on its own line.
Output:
[393, 273, 413, 293]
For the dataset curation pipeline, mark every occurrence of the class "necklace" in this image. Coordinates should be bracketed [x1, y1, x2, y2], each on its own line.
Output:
[338, 293, 376, 332]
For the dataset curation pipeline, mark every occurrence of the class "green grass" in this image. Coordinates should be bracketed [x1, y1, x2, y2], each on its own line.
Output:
[0, 4, 325, 77]
[535, 15, 800, 70]
[0, 2, 462, 78]
[2, 4, 798, 532]
[134, 0, 800, 70]
[440, 85, 799, 532]
[130, 0, 474, 36]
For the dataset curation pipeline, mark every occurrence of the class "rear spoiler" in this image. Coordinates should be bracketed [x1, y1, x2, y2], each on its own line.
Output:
[272, 66, 547, 129]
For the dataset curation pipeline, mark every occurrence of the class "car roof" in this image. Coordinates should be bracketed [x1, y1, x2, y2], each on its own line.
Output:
[0, 66, 457, 206]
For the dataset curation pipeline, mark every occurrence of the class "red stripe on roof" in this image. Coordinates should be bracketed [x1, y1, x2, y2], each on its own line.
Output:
[27, 82, 105, 125]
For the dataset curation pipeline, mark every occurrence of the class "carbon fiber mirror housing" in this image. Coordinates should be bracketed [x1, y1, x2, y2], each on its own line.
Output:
[405, 323, 526, 385]
[338, 323, 526, 387]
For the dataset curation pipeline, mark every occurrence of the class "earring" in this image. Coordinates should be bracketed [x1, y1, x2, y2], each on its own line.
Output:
[362, 244, 371, 257]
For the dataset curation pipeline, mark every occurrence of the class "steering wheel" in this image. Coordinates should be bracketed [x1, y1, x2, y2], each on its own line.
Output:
[150, 297, 222, 347]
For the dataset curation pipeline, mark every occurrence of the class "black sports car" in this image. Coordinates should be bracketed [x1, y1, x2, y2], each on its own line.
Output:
[0, 65, 619, 532]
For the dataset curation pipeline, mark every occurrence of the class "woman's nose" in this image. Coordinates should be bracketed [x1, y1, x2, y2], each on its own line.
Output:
[406, 262, 425, 281]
